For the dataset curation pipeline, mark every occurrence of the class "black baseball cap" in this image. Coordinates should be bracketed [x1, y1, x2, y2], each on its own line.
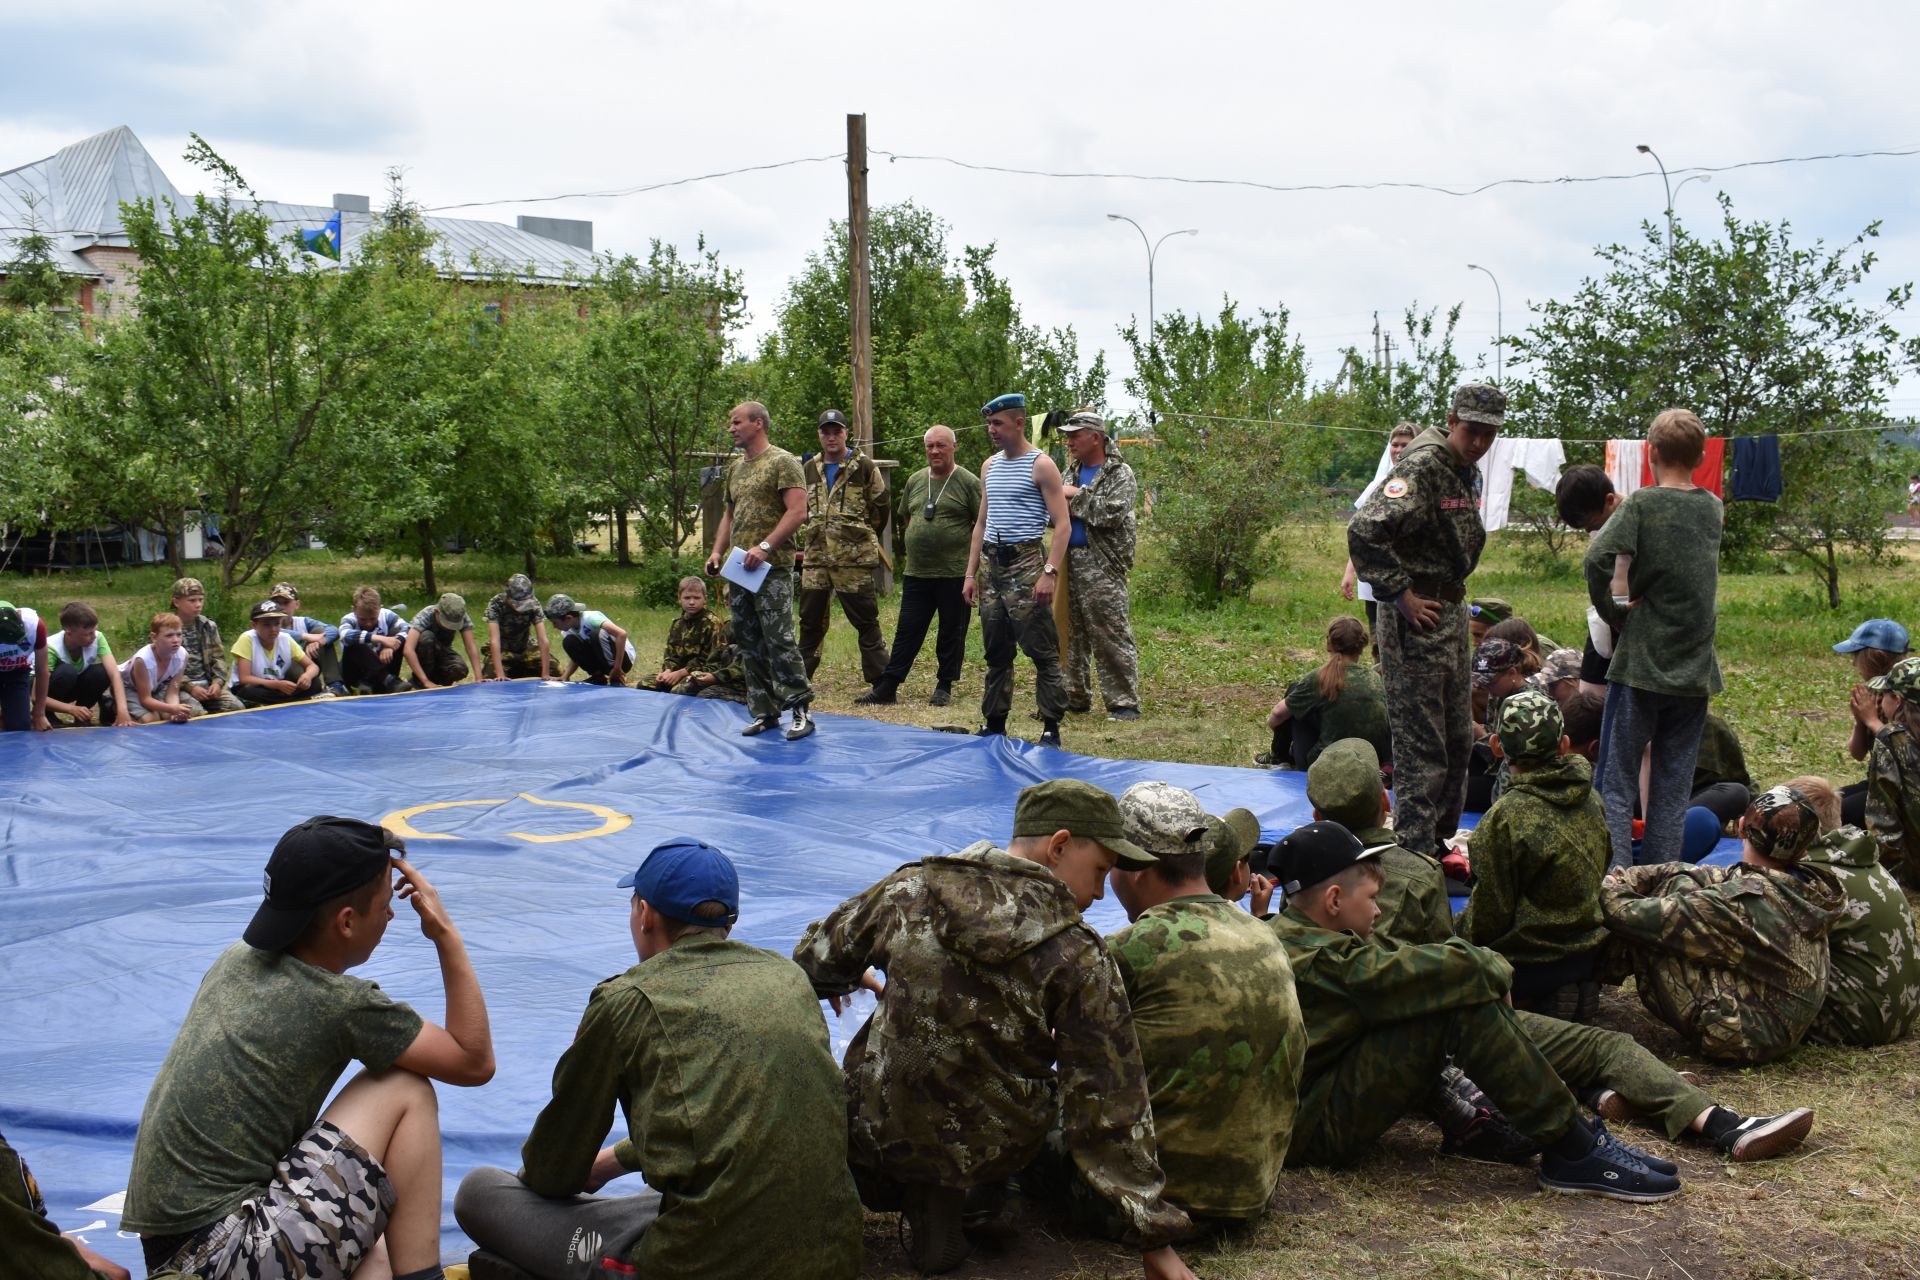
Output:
[244, 817, 393, 951]
[1268, 820, 1381, 897]
[817, 409, 850, 430]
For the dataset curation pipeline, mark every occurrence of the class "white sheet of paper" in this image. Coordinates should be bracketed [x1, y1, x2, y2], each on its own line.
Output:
[720, 546, 771, 594]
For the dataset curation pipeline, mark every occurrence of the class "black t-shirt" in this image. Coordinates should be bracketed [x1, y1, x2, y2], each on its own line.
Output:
[1580, 635, 1611, 685]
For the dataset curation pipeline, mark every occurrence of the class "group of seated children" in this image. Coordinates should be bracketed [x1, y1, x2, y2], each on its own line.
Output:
[1, 572, 749, 730]
[28, 750, 1901, 1280]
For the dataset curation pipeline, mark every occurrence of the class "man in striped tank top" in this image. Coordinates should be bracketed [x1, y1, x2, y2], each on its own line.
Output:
[963, 393, 1072, 748]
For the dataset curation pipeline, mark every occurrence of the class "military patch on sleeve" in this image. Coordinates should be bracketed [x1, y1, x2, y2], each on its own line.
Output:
[1382, 478, 1410, 499]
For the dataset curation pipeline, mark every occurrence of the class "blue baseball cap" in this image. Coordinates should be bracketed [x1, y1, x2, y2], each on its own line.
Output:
[982, 392, 1026, 417]
[1834, 618, 1910, 656]
[617, 838, 740, 926]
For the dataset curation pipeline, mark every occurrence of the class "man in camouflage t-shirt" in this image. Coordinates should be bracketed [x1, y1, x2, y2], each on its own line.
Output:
[707, 402, 814, 740]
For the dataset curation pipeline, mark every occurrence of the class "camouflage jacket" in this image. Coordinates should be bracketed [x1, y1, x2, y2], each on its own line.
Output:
[1350, 824, 1454, 946]
[1347, 426, 1486, 602]
[661, 609, 741, 683]
[1459, 755, 1610, 967]
[179, 613, 227, 688]
[791, 842, 1189, 1249]
[800, 450, 888, 568]
[1107, 895, 1305, 1220]
[1600, 860, 1845, 1064]
[1271, 905, 1512, 1080]
[2, 1130, 115, 1280]
[1866, 722, 1920, 883]
[1068, 452, 1138, 577]
[1803, 825, 1920, 1047]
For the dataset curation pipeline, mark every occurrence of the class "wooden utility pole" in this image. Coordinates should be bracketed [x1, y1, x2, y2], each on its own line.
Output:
[848, 114, 873, 453]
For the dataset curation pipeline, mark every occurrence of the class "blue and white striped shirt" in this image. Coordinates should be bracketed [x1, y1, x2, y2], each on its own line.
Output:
[983, 449, 1049, 544]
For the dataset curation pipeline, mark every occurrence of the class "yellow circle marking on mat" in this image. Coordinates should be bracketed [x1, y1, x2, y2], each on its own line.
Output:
[380, 793, 633, 844]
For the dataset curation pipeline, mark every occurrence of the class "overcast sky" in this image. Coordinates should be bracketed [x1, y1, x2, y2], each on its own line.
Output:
[6, 0, 1920, 416]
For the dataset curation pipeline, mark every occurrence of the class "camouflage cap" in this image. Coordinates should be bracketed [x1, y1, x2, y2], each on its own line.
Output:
[269, 582, 300, 602]
[1742, 785, 1821, 863]
[1118, 781, 1208, 860]
[435, 593, 469, 627]
[1306, 738, 1385, 829]
[1469, 597, 1514, 625]
[543, 593, 579, 620]
[1495, 688, 1565, 762]
[1867, 656, 1920, 702]
[1452, 382, 1507, 427]
[171, 576, 206, 599]
[1061, 410, 1106, 435]
[1014, 778, 1155, 869]
[505, 573, 540, 612]
[1202, 807, 1263, 895]
[1528, 647, 1582, 690]
[1472, 638, 1525, 689]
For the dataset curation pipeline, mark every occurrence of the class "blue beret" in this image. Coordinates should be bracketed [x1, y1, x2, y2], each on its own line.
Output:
[982, 393, 1026, 417]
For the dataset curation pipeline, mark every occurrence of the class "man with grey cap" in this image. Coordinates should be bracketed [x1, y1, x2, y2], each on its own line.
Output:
[1106, 782, 1303, 1228]
[481, 573, 553, 681]
[793, 778, 1194, 1278]
[1348, 384, 1504, 861]
[1061, 410, 1142, 720]
[404, 593, 483, 690]
[457, 837, 863, 1279]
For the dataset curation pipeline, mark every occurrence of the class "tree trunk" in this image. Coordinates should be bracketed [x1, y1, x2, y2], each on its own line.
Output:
[523, 547, 538, 581]
[168, 519, 186, 578]
[418, 519, 438, 596]
[616, 510, 632, 566]
[1826, 542, 1840, 609]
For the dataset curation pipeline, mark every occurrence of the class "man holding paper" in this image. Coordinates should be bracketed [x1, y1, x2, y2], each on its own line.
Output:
[707, 402, 816, 740]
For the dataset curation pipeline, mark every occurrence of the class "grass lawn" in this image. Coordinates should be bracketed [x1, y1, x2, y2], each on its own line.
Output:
[10, 527, 1920, 1278]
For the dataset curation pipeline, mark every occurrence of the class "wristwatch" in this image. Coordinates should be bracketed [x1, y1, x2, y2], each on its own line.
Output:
[1042, 564, 1058, 577]
[758, 541, 773, 553]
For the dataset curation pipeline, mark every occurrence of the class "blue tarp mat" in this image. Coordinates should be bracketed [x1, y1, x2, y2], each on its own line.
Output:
[2, 682, 1346, 1270]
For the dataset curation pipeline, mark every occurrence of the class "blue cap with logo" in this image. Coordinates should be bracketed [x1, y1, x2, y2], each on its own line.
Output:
[618, 837, 740, 926]
[1833, 618, 1910, 656]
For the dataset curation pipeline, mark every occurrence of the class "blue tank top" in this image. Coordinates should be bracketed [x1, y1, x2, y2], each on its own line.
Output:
[983, 449, 1049, 543]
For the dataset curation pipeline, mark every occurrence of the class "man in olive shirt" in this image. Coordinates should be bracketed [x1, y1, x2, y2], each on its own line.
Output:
[856, 424, 982, 708]
[707, 401, 815, 740]
[456, 839, 863, 1280]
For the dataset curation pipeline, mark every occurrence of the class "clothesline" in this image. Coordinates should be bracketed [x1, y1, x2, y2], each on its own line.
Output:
[1152, 409, 1904, 443]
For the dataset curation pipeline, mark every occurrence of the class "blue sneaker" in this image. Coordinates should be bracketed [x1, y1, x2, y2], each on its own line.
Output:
[1539, 1124, 1682, 1202]
[1590, 1119, 1678, 1177]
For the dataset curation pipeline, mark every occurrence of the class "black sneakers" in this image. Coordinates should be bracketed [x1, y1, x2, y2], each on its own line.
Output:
[853, 687, 896, 706]
[1038, 722, 1063, 748]
[929, 684, 952, 707]
[785, 706, 816, 741]
[1539, 1123, 1682, 1202]
[901, 1184, 970, 1273]
[1713, 1108, 1814, 1162]
[976, 719, 1006, 736]
[1107, 707, 1141, 721]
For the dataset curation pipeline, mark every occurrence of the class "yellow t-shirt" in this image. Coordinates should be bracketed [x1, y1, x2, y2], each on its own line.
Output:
[229, 630, 310, 681]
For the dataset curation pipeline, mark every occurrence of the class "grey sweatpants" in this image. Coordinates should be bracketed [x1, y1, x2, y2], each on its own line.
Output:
[455, 1167, 661, 1279]
[1600, 683, 1708, 871]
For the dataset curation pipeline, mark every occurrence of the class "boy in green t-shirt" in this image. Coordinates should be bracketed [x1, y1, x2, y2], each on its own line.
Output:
[44, 601, 131, 727]
[125, 817, 494, 1280]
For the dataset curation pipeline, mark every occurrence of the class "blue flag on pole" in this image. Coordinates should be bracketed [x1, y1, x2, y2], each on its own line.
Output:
[301, 209, 342, 260]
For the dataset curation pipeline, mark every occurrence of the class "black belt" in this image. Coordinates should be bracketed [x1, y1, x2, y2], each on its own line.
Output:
[1408, 580, 1466, 603]
[985, 539, 1041, 564]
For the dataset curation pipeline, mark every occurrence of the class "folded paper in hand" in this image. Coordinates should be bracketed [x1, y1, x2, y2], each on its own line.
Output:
[720, 547, 771, 594]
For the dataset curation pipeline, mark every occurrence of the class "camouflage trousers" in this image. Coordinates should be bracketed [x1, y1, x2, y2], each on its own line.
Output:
[979, 541, 1067, 724]
[184, 687, 248, 716]
[668, 676, 749, 705]
[1289, 998, 1580, 1166]
[1516, 1009, 1712, 1140]
[483, 646, 548, 680]
[1377, 598, 1473, 859]
[1602, 938, 1822, 1066]
[156, 1121, 393, 1280]
[1065, 547, 1139, 713]
[730, 568, 812, 720]
[798, 565, 890, 685]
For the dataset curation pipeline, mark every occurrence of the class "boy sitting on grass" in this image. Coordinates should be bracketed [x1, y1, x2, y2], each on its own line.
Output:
[1459, 690, 1610, 1022]
[44, 602, 131, 727]
[545, 594, 636, 687]
[231, 600, 327, 707]
[121, 612, 193, 724]
[339, 586, 410, 695]
[171, 577, 244, 715]
[124, 817, 494, 1280]
[1855, 655, 1920, 887]
[1305, 738, 1451, 944]
[1600, 785, 1845, 1064]
[653, 577, 745, 703]
[405, 594, 484, 690]
[482, 573, 552, 681]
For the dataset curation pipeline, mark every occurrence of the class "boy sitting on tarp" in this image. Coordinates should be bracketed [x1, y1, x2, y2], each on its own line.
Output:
[1459, 690, 1610, 1023]
[1600, 785, 1845, 1064]
[124, 817, 494, 1280]
[44, 601, 131, 727]
[121, 612, 193, 724]
[653, 577, 746, 704]
[1305, 738, 1451, 944]
[792, 779, 1195, 1279]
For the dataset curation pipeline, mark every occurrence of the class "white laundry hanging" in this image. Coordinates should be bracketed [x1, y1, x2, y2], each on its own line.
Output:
[1476, 438, 1567, 532]
[1605, 439, 1646, 499]
[1349, 440, 1398, 602]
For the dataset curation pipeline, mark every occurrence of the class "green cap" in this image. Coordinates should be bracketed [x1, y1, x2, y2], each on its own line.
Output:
[1014, 778, 1155, 869]
[1306, 739, 1385, 829]
[1743, 785, 1821, 864]
[1495, 689, 1565, 762]
[1867, 656, 1920, 703]
[1202, 808, 1263, 895]
[1470, 597, 1514, 625]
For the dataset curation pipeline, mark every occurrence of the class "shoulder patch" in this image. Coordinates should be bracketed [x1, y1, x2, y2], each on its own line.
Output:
[1382, 478, 1410, 500]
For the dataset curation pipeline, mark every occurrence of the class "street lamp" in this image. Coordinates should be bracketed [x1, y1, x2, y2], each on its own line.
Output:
[1466, 263, 1503, 385]
[1636, 143, 1674, 257]
[1106, 214, 1198, 357]
[1673, 172, 1711, 207]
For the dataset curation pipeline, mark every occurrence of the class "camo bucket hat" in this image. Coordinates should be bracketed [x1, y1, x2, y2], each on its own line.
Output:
[1495, 688, 1565, 762]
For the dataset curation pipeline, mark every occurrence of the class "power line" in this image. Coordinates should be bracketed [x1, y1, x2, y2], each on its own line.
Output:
[420, 152, 846, 213]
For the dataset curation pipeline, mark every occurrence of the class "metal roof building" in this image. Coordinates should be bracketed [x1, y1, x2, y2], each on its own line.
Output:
[1, 125, 599, 309]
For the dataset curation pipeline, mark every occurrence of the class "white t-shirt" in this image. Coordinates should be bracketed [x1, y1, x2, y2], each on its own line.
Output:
[0, 607, 44, 673]
[122, 643, 186, 693]
[230, 630, 306, 680]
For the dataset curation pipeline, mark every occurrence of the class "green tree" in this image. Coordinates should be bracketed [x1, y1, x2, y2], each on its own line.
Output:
[0, 307, 107, 569]
[1305, 303, 1467, 487]
[1123, 299, 1327, 604]
[565, 240, 747, 564]
[1510, 200, 1920, 605]
[2, 193, 75, 310]
[755, 201, 1105, 474]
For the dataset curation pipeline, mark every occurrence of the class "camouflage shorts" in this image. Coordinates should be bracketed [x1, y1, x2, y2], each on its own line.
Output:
[157, 1121, 394, 1280]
